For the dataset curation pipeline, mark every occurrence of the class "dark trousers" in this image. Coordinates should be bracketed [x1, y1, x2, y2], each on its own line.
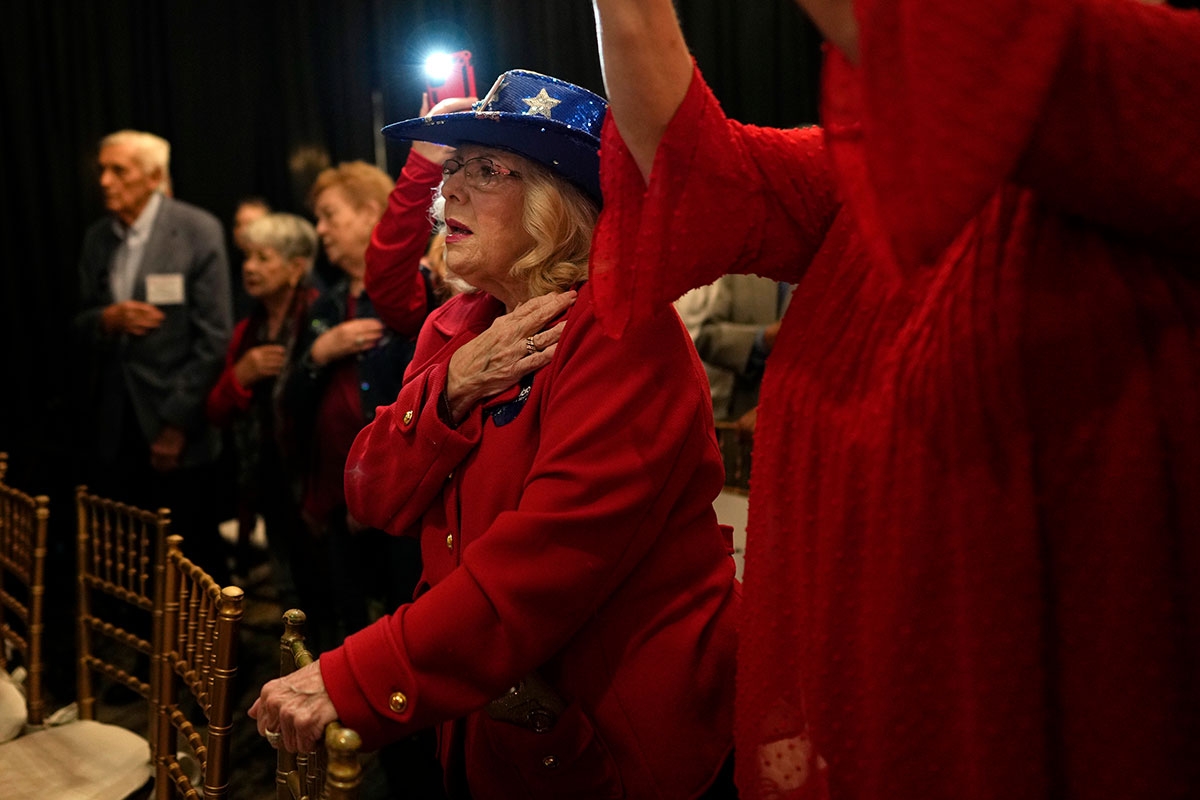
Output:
[293, 509, 422, 651]
[87, 399, 227, 585]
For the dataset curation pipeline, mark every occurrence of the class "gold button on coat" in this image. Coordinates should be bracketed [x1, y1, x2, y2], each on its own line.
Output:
[388, 692, 408, 713]
[542, 755, 559, 769]
[446, 533, 454, 550]
[402, 410, 414, 425]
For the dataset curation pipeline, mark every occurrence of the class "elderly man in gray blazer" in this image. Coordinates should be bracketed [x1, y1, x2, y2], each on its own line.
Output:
[676, 274, 791, 427]
[73, 129, 232, 579]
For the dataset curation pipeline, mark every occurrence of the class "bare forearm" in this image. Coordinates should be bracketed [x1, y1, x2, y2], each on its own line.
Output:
[592, 0, 693, 181]
[795, 0, 859, 63]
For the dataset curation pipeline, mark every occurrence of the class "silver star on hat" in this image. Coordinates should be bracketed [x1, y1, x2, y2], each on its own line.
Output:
[522, 89, 561, 119]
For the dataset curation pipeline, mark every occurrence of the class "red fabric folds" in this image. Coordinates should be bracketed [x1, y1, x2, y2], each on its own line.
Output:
[590, 2, 1200, 799]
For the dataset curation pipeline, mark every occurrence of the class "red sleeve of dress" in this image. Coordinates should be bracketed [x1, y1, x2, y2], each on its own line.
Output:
[591, 63, 840, 338]
[824, 0, 1200, 270]
[364, 150, 441, 335]
[204, 318, 253, 426]
[1013, 1, 1200, 249]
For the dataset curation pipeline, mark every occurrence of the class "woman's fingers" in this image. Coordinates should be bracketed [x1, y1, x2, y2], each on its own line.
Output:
[508, 294, 576, 361]
[277, 705, 328, 753]
[250, 662, 338, 754]
[248, 696, 266, 728]
[518, 342, 558, 372]
[510, 320, 566, 367]
[282, 718, 301, 754]
[429, 96, 477, 116]
[508, 290, 576, 333]
[249, 686, 283, 745]
[445, 290, 577, 414]
[340, 318, 386, 353]
[528, 321, 567, 353]
[359, 319, 385, 345]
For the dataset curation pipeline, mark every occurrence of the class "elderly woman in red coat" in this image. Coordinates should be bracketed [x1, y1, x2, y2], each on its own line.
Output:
[250, 70, 740, 799]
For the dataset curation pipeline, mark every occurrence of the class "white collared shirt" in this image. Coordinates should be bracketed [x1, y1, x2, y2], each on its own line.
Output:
[109, 191, 164, 302]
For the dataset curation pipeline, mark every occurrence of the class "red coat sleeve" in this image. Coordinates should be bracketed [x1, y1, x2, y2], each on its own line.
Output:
[204, 318, 253, 426]
[344, 348, 488, 538]
[344, 295, 499, 536]
[823, 0, 1200, 270]
[591, 64, 840, 337]
[363, 150, 442, 335]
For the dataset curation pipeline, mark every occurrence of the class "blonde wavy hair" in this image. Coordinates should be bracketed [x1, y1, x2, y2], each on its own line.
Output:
[307, 160, 392, 217]
[433, 152, 598, 298]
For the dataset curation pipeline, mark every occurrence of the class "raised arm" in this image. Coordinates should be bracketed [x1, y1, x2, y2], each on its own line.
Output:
[591, 0, 693, 181]
[793, 0, 860, 63]
[365, 96, 475, 334]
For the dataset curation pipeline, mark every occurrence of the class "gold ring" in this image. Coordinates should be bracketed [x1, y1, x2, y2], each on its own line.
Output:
[525, 337, 536, 356]
[264, 729, 282, 747]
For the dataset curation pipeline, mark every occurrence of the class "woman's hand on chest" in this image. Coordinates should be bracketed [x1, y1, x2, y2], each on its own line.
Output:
[444, 290, 577, 424]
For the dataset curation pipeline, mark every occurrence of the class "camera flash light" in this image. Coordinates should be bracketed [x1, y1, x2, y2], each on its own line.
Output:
[424, 52, 454, 82]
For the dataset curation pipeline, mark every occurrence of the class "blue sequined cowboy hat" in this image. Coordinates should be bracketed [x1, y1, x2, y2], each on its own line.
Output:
[381, 69, 607, 203]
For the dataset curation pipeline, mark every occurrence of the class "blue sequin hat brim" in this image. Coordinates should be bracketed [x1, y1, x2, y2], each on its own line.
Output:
[382, 69, 607, 203]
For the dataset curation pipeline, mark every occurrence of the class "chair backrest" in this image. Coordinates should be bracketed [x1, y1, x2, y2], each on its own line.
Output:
[154, 534, 244, 800]
[276, 609, 363, 800]
[75, 485, 170, 745]
[0, 454, 49, 726]
[713, 422, 753, 494]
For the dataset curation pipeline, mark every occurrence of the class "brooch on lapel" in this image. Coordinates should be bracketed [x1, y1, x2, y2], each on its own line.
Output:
[490, 374, 534, 428]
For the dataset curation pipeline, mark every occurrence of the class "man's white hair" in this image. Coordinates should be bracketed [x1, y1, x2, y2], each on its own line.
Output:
[100, 130, 171, 178]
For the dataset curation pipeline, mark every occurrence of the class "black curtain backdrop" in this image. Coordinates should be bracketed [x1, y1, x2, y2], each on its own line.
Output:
[0, 0, 821, 494]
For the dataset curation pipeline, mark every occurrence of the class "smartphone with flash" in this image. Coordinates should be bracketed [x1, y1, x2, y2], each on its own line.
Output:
[425, 50, 476, 104]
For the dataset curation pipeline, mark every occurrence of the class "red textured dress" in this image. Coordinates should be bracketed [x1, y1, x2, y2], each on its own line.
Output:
[590, 1, 1200, 798]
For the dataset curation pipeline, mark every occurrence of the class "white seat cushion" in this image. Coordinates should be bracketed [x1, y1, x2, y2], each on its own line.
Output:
[0, 719, 152, 800]
[0, 670, 27, 742]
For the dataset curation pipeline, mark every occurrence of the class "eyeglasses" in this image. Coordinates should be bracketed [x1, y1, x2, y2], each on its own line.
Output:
[441, 156, 521, 191]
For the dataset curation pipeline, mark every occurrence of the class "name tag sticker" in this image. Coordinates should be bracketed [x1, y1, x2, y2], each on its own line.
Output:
[145, 273, 186, 305]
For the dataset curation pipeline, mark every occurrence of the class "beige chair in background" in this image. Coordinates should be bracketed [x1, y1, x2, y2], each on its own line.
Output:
[275, 608, 363, 800]
[713, 421, 753, 496]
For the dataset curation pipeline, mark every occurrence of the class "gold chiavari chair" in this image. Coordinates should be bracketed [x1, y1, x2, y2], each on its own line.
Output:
[711, 424, 752, 581]
[154, 534, 244, 800]
[713, 421, 753, 495]
[0, 453, 48, 730]
[0, 478, 155, 799]
[276, 609, 363, 800]
[75, 484, 169, 731]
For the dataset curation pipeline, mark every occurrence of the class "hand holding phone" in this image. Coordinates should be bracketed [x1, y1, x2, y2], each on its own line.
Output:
[411, 95, 476, 164]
